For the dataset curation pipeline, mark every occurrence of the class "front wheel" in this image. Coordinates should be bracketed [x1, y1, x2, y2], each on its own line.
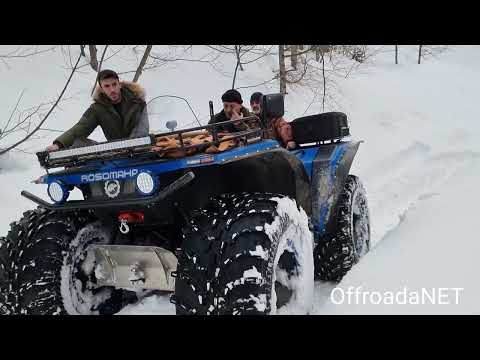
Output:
[214, 193, 315, 315]
[2, 208, 133, 314]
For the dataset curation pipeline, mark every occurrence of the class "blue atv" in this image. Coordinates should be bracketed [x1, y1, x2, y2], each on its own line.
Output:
[0, 94, 370, 315]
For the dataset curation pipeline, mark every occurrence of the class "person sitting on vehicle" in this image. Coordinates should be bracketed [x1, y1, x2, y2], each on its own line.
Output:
[250, 91, 263, 116]
[46, 69, 149, 152]
[208, 89, 253, 133]
[249, 91, 296, 150]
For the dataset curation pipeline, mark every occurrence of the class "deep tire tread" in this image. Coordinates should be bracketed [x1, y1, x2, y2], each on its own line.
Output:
[314, 175, 370, 282]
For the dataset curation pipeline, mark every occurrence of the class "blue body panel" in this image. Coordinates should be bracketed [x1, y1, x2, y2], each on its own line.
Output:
[313, 143, 349, 236]
[41, 139, 357, 241]
[46, 140, 281, 186]
[292, 147, 318, 179]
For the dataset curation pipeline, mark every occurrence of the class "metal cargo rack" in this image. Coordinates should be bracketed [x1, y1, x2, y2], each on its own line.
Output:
[36, 115, 266, 170]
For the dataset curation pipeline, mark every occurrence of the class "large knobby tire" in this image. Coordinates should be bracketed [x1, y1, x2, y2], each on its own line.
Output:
[175, 193, 315, 315]
[314, 175, 370, 282]
[0, 235, 10, 314]
[215, 194, 314, 315]
[173, 194, 234, 314]
[2, 208, 130, 315]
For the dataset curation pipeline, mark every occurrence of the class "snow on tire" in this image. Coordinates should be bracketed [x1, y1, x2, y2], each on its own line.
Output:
[0, 235, 10, 314]
[60, 222, 123, 315]
[173, 194, 236, 314]
[2, 208, 128, 315]
[314, 175, 370, 282]
[214, 193, 314, 315]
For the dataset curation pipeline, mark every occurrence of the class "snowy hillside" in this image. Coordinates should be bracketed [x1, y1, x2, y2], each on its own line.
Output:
[1, 45, 479, 314]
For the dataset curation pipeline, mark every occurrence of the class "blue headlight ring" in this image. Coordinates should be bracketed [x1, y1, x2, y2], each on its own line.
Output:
[47, 180, 70, 204]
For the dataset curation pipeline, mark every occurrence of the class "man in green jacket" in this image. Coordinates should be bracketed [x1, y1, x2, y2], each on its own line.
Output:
[46, 69, 149, 152]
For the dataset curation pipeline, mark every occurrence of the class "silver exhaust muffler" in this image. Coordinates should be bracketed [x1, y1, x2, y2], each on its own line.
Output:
[90, 245, 178, 291]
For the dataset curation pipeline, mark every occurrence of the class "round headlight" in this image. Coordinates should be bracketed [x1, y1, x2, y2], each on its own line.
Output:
[136, 172, 157, 195]
[47, 181, 68, 203]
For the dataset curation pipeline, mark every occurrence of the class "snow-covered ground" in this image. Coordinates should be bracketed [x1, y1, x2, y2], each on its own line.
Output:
[1, 45, 479, 314]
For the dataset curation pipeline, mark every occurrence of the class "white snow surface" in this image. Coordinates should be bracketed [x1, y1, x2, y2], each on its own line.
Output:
[1, 45, 480, 314]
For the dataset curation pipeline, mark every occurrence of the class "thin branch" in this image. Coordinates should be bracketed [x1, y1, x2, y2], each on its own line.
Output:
[38, 127, 64, 133]
[149, 51, 227, 76]
[1, 105, 42, 138]
[147, 95, 201, 126]
[75, 45, 125, 71]
[1, 90, 25, 136]
[236, 78, 277, 90]
[205, 45, 235, 53]
[0, 46, 56, 58]
[149, 54, 220, 64]
[302, 88, 320, 116]
[282, 46, 315, 58]
[240, 45, 275, 65]
[0, 46, 84, 156]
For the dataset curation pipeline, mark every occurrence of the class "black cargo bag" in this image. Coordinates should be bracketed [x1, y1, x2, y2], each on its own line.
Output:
[291, 112, 350, 144]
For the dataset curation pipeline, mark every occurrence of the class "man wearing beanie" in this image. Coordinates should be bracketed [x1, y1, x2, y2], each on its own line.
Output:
[208, 89, 252, 133]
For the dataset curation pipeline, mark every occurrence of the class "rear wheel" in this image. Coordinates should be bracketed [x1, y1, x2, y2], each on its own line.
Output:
[314, 175, 370, 282]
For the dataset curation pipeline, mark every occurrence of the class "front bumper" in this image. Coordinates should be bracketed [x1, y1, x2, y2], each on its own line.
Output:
[21, 171, 195, 212]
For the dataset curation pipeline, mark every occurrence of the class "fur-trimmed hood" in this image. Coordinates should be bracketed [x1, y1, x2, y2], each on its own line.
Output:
[93, 80, 146, 102]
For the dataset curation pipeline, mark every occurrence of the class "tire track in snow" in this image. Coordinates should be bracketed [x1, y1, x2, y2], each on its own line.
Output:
[364, 145, 480, 248]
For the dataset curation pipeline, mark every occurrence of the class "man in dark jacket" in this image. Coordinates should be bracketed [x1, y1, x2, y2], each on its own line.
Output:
[249, 91, 296, 149]
[46, 69, 149, 152]
[250, 91, 263, 116]
[208, 89, 252, 133]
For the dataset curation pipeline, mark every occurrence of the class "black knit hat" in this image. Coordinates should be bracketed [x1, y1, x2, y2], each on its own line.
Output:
[221, 89, 243, 104]
[250, 92, 263, 104]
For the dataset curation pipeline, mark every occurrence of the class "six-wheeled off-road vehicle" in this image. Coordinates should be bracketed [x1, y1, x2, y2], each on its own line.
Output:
[0, 94, 370, 315]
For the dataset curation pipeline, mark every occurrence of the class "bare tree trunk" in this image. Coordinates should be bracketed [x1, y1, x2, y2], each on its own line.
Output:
[91, 45, 109, 96]
[88, 45, 98, 71]
[291, 45, 298, 70]
[231, 45, 243, 88]
[80, 45, 86, 57]
[232, 59, 240, 89]
[279, 45, 287, 94]
[315, 46, 320, 61]
[321, 52, 326, 111]
[395, 45, 398, 64]
[133, 45, 153, 83]
[418, 45, 423, 64]
[234, 45, 244, 71]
